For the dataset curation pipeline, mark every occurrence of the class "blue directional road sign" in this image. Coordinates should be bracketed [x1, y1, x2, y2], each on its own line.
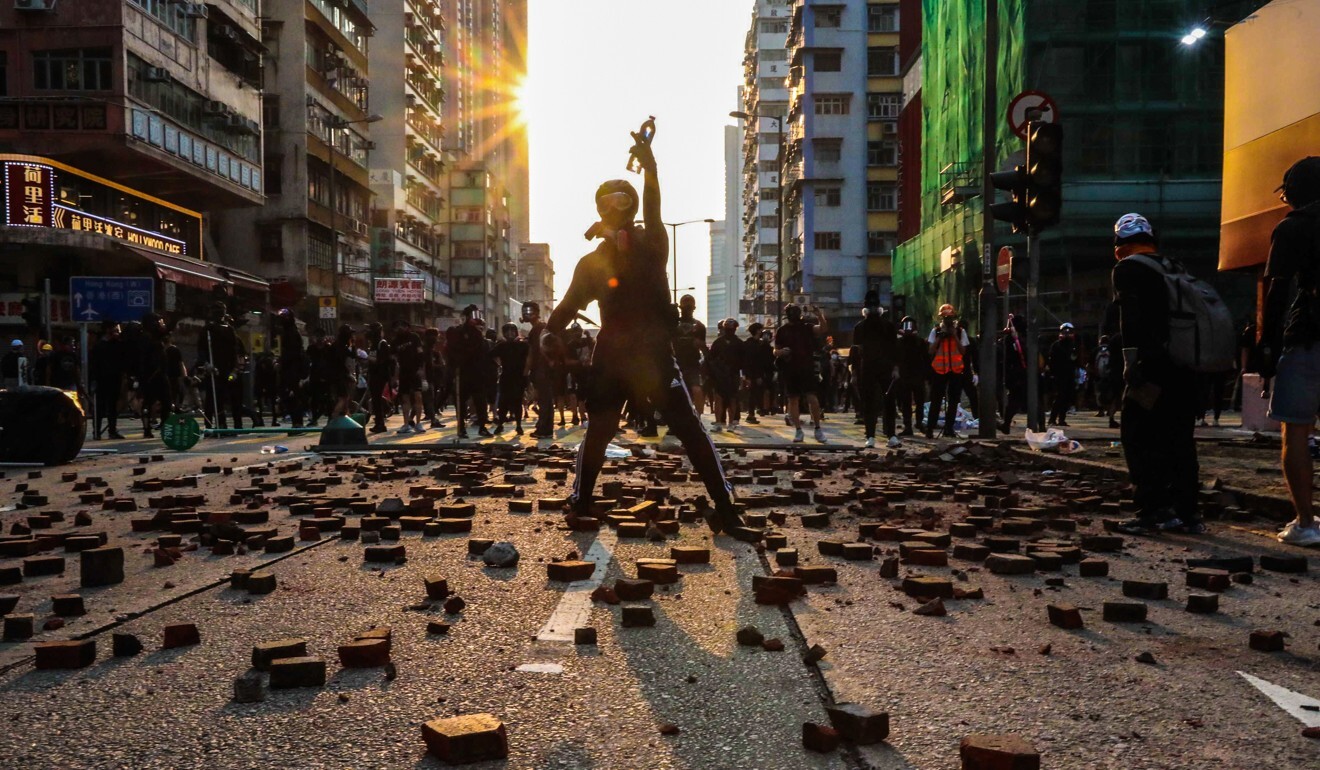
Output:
[69, 276, 155, 324]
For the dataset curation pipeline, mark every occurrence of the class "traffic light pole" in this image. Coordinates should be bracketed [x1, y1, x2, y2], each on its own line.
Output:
[1025, 233, 1041, 432]
[977, 0, 1000, 440]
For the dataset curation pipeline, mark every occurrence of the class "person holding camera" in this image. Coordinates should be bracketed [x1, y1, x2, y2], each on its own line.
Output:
[926, 304, 968, 439]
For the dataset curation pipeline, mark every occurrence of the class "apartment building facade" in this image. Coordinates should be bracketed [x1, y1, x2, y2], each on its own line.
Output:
[0, 0, 268, 337]
[515, 241, 552, 318]
[781, 0, 901, 335]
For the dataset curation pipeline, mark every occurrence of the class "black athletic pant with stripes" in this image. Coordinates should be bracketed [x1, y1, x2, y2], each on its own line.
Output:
[571, 345, 732, 514]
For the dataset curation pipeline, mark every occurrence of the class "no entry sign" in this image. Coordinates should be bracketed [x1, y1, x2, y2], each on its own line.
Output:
[1008, 91, 1059, 140]
[996, 246, 1014, 294]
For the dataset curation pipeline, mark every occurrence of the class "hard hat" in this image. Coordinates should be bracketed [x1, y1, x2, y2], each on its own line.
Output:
[39, 343, 52, 352]
[1060, 322, 1075, 332]
[938, 304, 957, 318]
[9, 339, 21, 347]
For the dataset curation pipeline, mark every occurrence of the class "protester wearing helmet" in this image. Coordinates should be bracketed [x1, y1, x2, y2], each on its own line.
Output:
[893, 315, 928, 435]
[490, 322, 529, 435]
[1, 338, 27, 390]
[543, 125, 742, 535]
[775, 302, 828, 443]
[1259, 157, 1320, 546]
[742, 322, 774, 424]
[706, 317, 743, 432]
[852, 290, 899, 449]
[672, 294, 709, 416]
[1047, 322, 1079, 427]
[447, 305, 491, 439]
[997, 314, 1029, 434]
[925, 304, 969, 438]
[1112, 213, 1205, 535]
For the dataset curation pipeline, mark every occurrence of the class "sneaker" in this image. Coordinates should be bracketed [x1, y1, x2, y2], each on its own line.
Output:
[887, 435, 902, 449]
[711, 423, 724, 433]
[864, 437, 876, 449]
[814, 425, 825, 443]
[369, 425, 388, 434]
[515, 427, 524, 436]
[414, 422, 428, 434]
[397, 424, 415, 435]
[493, 424, 505, 434]
[478, 427, 493, 438]
[793, 426, 804, 443]
[727, 423, 739, 433]
[746, 416, 760, 425]
[1197, 418, 1209, 427]
[1212, 418, 1221, 427]
[1114, 518, 1160, 536]
[430, 419, 445, 429]
[900, 427, 914, 437]
[1278, 520, 1320, 547]
[1158, 517, 1207, 535]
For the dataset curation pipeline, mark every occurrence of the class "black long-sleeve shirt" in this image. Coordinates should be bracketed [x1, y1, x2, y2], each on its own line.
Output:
[1113, 250, 1173, 381]
[852, 312, 897, 381]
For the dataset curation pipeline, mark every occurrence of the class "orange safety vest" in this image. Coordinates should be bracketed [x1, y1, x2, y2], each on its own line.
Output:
[931, 333, 964, 375]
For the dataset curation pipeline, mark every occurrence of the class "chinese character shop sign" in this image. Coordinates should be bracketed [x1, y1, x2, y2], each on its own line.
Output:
[374, 278, 425, 304]
[3, 159, 193, 256]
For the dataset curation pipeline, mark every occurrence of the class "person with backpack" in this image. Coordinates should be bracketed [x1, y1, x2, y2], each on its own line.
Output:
[1111, 213, 1208, 535]
[1258, 157, 1320, 547]
[1092, 335, 1120, 429]
[1046, 323, 1079, 427]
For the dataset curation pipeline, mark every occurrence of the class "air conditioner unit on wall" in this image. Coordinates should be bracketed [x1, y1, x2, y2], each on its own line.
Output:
[144, 67, 171, 82]
[14, 0, 57, 11]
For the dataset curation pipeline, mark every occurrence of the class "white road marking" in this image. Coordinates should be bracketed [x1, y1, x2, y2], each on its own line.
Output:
[514, 663, 565, 674]
[1239, 671, 1320, 727]
[534, 529, 617, 643]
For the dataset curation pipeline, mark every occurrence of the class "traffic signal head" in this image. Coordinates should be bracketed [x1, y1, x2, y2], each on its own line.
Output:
[1026, 122, 1063, 233]
[989, 166, 1029, 234]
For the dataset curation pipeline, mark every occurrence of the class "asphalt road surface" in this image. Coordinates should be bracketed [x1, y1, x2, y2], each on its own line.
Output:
[0, 419, 1316, 769]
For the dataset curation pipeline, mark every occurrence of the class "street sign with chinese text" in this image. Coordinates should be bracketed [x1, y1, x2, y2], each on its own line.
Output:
[318, 296, 337, 320]
[374, 278, 425, 304]
[69, 277, 154, 324]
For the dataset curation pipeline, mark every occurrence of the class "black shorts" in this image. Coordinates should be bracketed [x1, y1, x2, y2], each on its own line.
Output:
[781, 366, 820, 397]
[680, 367, 703, 391]
[586, 348, 687, 414]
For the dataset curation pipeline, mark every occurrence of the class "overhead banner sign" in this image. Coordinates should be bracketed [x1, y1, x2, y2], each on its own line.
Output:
[374, 278, 425, 304]
[1, 155, 201, 257]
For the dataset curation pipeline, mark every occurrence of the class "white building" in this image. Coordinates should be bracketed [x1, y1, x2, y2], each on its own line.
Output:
[738, 0, 792, 326]
[707, 122, 744, 328]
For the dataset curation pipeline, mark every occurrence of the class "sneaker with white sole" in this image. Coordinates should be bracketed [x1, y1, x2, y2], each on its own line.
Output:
[793, 426, 804, 443]
[727, 424, 739, 434]
[887, 435, 902, 449]
[711, 423, 724, 433]
[864, 436, 875, 448]
[397, 424, 415, 435]
[414, 423, 428, 434]
[1278, 520, 1320, 547]
[814, 425, 825, 443]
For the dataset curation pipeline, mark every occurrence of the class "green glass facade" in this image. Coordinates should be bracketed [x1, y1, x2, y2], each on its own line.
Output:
[895, 0, 1265, 335]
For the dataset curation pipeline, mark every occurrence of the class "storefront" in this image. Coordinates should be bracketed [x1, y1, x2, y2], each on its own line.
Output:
[0, 154, 268, 361]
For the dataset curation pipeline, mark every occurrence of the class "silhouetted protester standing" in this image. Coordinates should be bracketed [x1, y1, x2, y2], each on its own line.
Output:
[543, 124, 742, 534]
[364, 321, 394, 434]
[89, 323, 126, 439]
[1111, 213, 1204, 536]
[852, 290, 898, 449]
[276, 309, 307, 428]
[448, 305, 492, 439]
[1047, 323, 1079, 426]
[138, 312, 173, 439]
[491, 322, 529, 435]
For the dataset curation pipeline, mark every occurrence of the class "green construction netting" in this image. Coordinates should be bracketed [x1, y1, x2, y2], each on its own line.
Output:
[894, 0, 1026, 325]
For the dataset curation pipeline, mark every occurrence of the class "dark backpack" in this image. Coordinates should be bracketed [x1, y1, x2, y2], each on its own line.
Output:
[1126, 254, 1236, 373]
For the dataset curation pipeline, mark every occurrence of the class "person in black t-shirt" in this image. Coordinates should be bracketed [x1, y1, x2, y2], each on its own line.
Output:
[447, 306, 491, 439]
[852, 290, 898, 448]
[542, 131, 742, 535]
[363, 322, 394, 434]
[491, 322, 529, 435]
[1259, 157, 1320, 546]
[1111, 213, 1203, 536]
[774, 304, 827, 443]
[673, 294, 709, 414]
[392, 320, 427, 434]
[706, 318, 743, 432]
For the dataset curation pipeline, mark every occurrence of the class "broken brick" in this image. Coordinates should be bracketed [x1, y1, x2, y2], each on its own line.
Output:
[802, 723, 841, 753]
[614, 579, 654, 602]
[1103, 600, 1148, 623]
[621, 605, 655, 627]
[338, 639, 391, 668]
[1078, 558, 1109, 578]
[1047, 603, 1084, 630]
[162, 623, 200, 649]
[252, 638, 307, 671]
[33, 640, 95, 670]
[825, 703, 889, 745]
[986, 554, 1035, 575]
[269, 656, 326, 688]
[547, 560, 595, 582]
[421, 714, 508, 764]
[1249, 629, 1285, 652]
[959, 733, 1040, 770]
[1185, 593, 1219, 614]
[1122, 580, 1168, 600]
[736, 626, 764, 647]
[574, 627, 597, 645]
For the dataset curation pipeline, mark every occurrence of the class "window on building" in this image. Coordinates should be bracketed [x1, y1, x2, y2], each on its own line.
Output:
[867, 140, 898, 167]
[813, 277, 843, 304]
[758, 160, 779, 172]
[759, 244, 778, 257]
[815, 7, 842, 27]
[264, 155, 283, 195]
[259, 228, 283, 264]
[815, 52, 842, 72]
[33, 49, 113, 91]
[760, 188, 780, 202]
[814, 231, 842, 250]
[868, 4, 900, 32]
[867, 182, 898, 212]
[867, 47, 899, 77]
[815, 140, 842, 163]
[762, 49, 789, 62]
[128, 0, 197, 40]
[814, 95, 850, 115]
[814, 186, 842, 207]
[454, 243, 483, 259]
[867, 231, 897, 256]
[867, 92, 902, 119]
[308, 233, 334, 271]
[760, 215, 778, 228]
[759, 20, 788, 34]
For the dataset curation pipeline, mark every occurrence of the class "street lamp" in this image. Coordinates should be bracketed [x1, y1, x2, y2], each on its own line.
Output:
[325, 112, 382, 324]
[731, 109, 785, 329]
[1180, 25, 1209, 45]
[665, 219, 716, 303]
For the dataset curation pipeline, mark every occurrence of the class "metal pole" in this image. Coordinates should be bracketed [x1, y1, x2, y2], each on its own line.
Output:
[43, 278, 52, 343]
[670, 223, 678, 302]
[976, 0, 1000, 439]
[328, 124, 340, 331]
[776, 116, 785, 330]
[1025, 233, 1041, 431]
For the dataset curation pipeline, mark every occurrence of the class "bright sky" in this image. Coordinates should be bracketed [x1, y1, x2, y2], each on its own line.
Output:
[521, 0, 749, 323]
